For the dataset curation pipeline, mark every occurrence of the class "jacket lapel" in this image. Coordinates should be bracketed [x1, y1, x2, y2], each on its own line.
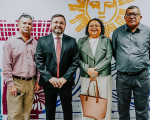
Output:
[95, 35, 102, 64]
[49, 33, 57, 63]
[80, 37, 94, 60]
[60, 34, 67, 62]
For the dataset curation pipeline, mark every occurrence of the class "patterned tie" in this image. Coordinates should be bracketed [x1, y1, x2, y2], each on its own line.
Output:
[56, 37, 61, 78]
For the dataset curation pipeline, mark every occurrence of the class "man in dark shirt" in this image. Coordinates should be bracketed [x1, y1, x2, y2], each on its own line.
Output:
[112, 5, 150, 120]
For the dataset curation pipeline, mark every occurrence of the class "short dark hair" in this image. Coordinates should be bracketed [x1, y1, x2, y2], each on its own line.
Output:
[125, 5, 140, 14]
[85, 18, 105, 36]
[51, 14, 66, 23]
[18, 13, 34, 21]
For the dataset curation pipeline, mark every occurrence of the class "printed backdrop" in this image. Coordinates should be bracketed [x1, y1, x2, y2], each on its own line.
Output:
[0, 0, 150, 119]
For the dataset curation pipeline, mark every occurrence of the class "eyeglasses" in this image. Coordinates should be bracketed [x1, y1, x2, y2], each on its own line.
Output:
[52, 21, 65, 25]
[89, 25, 101, 28]
[125, 13, 140, 17]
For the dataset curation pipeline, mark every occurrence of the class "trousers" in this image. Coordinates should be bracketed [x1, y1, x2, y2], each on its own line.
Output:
[116, 68, 150, 120]
[7, 78, 35, 120]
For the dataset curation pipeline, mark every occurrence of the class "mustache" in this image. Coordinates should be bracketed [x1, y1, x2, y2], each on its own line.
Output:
[55, 26, 62, 29]
[91, 29, 98, 31]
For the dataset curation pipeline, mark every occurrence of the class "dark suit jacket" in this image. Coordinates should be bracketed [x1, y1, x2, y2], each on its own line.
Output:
[35, 33, 79, 88]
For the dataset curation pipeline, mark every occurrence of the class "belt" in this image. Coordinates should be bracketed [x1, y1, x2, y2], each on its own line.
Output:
[13, 76, 35, 80]
[118, 68, 146, 76]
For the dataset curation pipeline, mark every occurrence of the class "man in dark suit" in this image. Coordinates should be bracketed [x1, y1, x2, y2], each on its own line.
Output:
[35, 14, 79, 120]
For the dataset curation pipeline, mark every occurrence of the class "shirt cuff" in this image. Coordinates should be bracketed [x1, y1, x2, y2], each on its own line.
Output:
[37, 76, 40, 82]
[36, 70, 40, 82]
[7, 81, 14, 87]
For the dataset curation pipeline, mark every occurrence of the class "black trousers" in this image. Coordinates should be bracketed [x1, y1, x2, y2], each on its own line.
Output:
[43, 86, 72, 120]
[116, 68, 150, 120]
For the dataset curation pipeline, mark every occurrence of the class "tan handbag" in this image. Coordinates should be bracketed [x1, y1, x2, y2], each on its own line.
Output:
[79, 78, 107, 120]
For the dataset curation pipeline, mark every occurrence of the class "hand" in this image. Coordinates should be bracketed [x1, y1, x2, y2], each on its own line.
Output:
[49, 77, 61, 88]
[87, 67, 98, 78]
[8, 85, 17, 96]
[58, 77, 67, 88]
[34, 82, 40, 93]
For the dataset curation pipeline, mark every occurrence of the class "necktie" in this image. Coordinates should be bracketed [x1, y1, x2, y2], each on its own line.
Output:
[56, 37, 61, 78]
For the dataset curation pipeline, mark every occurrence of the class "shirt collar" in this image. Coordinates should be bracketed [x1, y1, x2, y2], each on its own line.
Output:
[52, 32, 63, 40]
[125, 23, 142, 32]
[15, 32, 34, 42]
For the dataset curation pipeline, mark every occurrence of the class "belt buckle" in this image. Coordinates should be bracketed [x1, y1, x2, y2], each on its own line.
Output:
[128, 73, 133, 75]
[128, 72, 137, 75]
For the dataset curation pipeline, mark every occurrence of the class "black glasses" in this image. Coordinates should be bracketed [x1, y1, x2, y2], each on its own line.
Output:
[125, 13, 140, 17]
[89, 25, 101, 28]
[52, 21, 65, 25]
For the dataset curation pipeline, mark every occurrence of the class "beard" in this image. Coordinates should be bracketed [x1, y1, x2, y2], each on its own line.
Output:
[53, 27, 63, 35]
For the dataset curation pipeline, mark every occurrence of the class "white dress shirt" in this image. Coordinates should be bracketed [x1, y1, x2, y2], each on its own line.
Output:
[52, 32, 63, 51]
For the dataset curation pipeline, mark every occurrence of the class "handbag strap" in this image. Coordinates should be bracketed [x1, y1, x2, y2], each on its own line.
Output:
[86, 77, 100, 103]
